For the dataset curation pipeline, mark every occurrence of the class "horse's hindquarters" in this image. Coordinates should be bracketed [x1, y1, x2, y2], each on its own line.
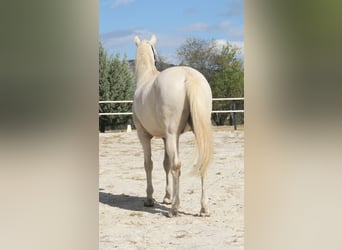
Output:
[154, 74, 190, 135]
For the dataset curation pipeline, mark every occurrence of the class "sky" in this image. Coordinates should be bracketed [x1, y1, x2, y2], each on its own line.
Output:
[99, 0, 244, 64]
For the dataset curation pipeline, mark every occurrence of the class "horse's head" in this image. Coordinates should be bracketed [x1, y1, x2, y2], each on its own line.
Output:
[134, 34, 159, 66]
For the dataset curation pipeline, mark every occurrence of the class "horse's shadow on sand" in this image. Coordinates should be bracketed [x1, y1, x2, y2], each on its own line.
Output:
[99, 191, 198, 217]
[99, 191, 170, 216]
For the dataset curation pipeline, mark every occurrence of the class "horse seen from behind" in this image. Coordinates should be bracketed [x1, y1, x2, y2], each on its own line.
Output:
[132, 34, 213, 217]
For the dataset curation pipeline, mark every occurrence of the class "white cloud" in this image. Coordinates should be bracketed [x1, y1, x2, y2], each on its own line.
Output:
[214, 39, 229, 50]
[212, 39, 244, 58]
[230, 41, 244, 56]
[177, 20, 243, 40]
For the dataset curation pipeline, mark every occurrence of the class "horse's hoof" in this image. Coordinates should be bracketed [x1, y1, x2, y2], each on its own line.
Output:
[143, 198, 155, 207]
[162, 197, 172, 205]
[200, 208, 210, 217]
[167, 208, 178, 217]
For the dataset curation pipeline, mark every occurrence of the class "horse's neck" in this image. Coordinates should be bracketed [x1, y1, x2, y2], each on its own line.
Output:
[135, 57, 159, 86]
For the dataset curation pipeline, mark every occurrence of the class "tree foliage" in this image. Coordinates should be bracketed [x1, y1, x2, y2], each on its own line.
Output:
[177, 38, 218, 81]
[211, 43, 244, 125]
[99, 42, 135, 132]
[177, 38, 244, 125]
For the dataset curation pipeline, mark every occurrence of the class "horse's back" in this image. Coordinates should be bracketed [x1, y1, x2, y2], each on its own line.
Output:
[158, 66, 207, 86]
[155, 66, 209, 102]
[134, 66, 210, 137]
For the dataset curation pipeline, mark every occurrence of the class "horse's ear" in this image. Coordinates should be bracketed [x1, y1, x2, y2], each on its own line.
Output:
[150, 34, 156, 45]
[134, 36, 140, 46]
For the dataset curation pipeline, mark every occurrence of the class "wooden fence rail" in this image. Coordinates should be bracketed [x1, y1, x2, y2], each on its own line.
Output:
[99, 98, 244, 116]
[99, 98, 244, 130]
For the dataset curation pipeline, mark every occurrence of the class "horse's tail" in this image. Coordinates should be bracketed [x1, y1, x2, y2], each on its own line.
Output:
[185, 72, 213, 177]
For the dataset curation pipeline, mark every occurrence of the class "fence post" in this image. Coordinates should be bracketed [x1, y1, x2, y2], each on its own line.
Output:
[233, 101, 237, 130]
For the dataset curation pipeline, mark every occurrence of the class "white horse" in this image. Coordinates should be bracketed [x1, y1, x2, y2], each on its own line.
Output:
[132, 34, 213, 217]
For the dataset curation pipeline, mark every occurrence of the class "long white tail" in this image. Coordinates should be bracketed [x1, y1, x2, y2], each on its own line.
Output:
[186, 73, 213, 177]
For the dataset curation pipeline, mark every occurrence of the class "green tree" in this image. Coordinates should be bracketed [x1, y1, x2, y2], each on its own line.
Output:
[176, 38, 244, 125]
[176, 38, 218, 81]
[107, 53, 135, 130]
[211, 43, 244, 125]
[99, 43, 135, 131]
[99, 42, 110, 132]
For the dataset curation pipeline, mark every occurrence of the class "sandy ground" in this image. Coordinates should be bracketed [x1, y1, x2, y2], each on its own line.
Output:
[99, 126, 244, 249]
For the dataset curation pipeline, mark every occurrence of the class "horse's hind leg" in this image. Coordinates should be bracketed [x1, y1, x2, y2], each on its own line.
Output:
[200, 175, 209, 216]
[165, 133, 181, 217]
[137, 130, 154, 207]
[162, 139, 172, 204]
